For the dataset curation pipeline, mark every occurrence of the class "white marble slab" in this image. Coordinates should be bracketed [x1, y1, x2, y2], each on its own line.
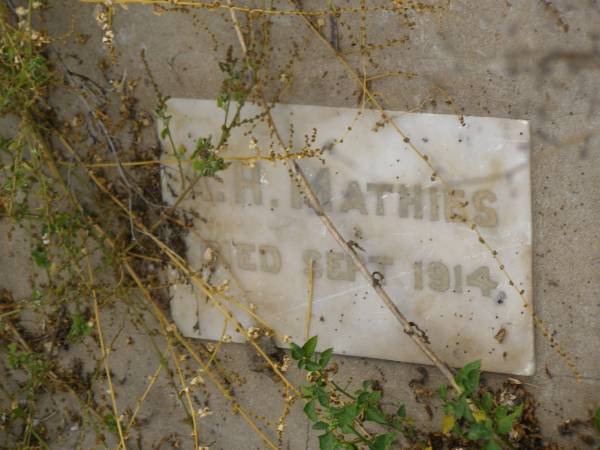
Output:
[160, 99, 534, 376]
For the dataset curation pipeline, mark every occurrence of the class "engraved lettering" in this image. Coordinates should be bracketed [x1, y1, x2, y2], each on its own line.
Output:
[444, 189, 466, 223]
[453, 265, 463, 293]
[428, 186, 440, 221]
[427, 261, 450, 292]
[235, 242, 256, 271]
[398, 184, 423, 219]
[291, 168, 332, 211]
[327, 251, 356, 281]
[367, 183, 393, 216]
[369, 255, 393, 276]
[369, 255, 393, 285]
[340, 180, 368, 215]
[414, 261, 423, 290]
[303, 249, 323, 278]
[466, 266, 498, 297]
[472, 189, 498, 227]
[259, 245, 281, 274]
[235, 162, 262, 205]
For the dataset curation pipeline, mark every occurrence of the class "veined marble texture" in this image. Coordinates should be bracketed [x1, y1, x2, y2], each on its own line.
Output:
[160, 99, 533, 376]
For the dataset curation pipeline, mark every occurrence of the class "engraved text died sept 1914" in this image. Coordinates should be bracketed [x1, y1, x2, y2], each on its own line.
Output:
[160, 99, 534, 376]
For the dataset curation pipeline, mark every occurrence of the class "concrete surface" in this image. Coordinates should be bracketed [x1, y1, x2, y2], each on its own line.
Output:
[1, 0, 600, 448]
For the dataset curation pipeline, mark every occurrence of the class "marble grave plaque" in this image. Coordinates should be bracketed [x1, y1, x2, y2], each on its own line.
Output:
[160, 99, 534, 375]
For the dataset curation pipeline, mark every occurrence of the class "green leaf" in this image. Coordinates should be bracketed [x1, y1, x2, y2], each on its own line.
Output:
[364, 405, 388, 425]
[455, 360, 481, 396]
[192, 156, 228, 177]
[467, 422, 492, 440]
[67, 312, 92, 343]
[305, 361, 322, 371]
[104, 414, 118, 434]
[336, 404, 359, 428]
[438, 384, 447, 400]
[339, 423, 355, 435]
[496, 413, 515, 435]
[368, 390, 382, 404]
[313, 421, 328, 430]
[176, 144, 187, 160]
[396, 405, 406, 418]
[160, 127, 169, 140]
[512, 403, 524, 419]
[595, 407, 600, 433]
[304, 401, 318, 421]
[217, 91, 229, 109]
[0, 136, 11, 151]
[390, 418, 405, 432]
[482, 391, 493, 413]
[31, 247, 50, 269]
[319, 431, 338, 450]
[495, 405, 508, 420]
[301, 385, 315, 399]
[194, 136, 212, 154]
[319, 348, 333, 368]
[10, 405, 26, 420]
[454, 397, 469, 419]
[483, 439, 502, 450]
[368, 432, 396, 450]
[302, 336, 319, 358]
[357, 391, 370, 405]
[290, 343, 302, 360]
[316, 387, 330, 407]
[496, 403, 523, 435]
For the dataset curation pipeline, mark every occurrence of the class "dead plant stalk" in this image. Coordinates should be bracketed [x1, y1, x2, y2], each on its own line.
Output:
[226, 3, 461, 393]
[292, 2, 580, 383]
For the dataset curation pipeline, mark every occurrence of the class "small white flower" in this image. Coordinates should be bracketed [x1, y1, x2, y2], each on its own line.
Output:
[247, 327, 261, 340]
[197, 407, 212, 418]
[190, 375, 204, 386]
[279, 354, 291, 372]
[216, 279, 229, 293]
[203, 247, 215, 262]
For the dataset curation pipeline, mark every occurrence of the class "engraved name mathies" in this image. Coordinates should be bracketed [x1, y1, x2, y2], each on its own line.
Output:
[201, 163, 498, 228]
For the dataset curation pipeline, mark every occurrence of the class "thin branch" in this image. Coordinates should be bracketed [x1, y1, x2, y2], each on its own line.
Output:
[291, 3, 583, 383]
[304, 258, 314, 341]
[288, 160, 460, 392]
[86, 253, 128, 449]
[118, 362, 162, 447]
[227, 4, 461, 393]
[168, 341, 200, 449]
[52, 131, 287, 450]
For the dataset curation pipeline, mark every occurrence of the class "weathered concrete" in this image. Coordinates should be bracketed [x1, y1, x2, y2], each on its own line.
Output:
[1, 0, 599, 448]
